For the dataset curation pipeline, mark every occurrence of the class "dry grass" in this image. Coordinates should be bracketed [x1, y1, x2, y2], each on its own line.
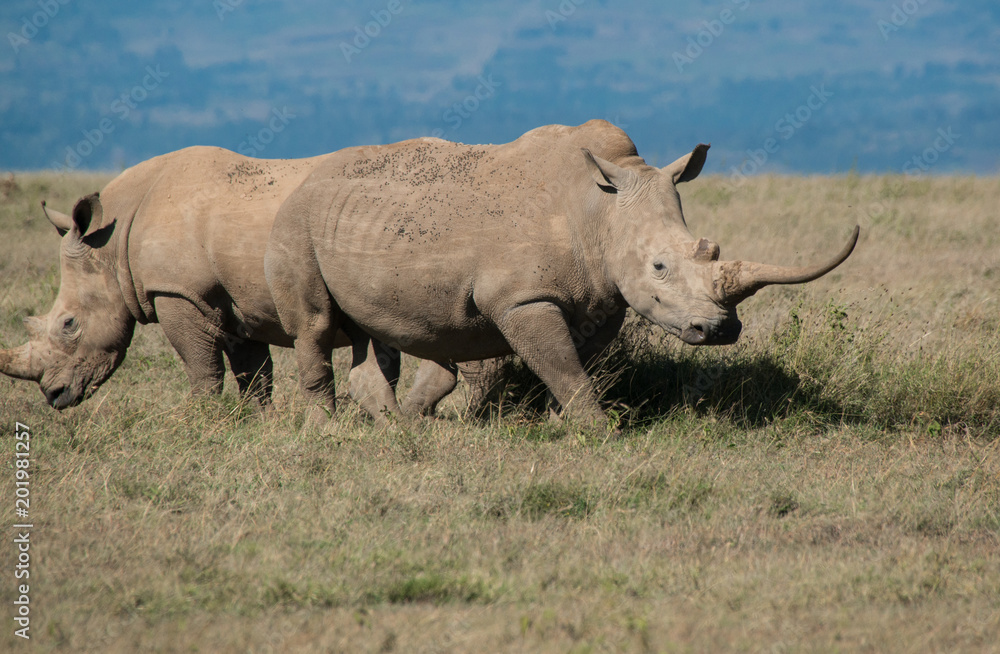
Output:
[1, 172, 999, 653]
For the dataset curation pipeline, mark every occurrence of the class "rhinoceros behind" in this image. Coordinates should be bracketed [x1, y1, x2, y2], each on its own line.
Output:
[0, 147, 473, 414]
[265, 120, 858, 426]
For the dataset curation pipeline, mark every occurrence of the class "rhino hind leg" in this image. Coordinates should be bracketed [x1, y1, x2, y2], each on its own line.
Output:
[402, 360, 459, 417]
[265, 248, 342, 426]
[154, 295, 226, 396]
[223, 338, 273, 410]
[342, 323, 403, 422]
[291, 325, 339, 427]
[495, 302, 606, 427]
[454, 358, 512, 419]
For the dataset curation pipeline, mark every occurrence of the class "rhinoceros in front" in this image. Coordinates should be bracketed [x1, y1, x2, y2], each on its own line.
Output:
[265, 120, 858, 426]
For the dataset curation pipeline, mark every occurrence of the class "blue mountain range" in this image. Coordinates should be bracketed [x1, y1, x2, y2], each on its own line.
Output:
[1, 0, 996, 175]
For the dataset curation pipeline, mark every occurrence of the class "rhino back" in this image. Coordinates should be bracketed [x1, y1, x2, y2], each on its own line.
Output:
[111, 147, 326, 344]
[284, 121, 637, 359]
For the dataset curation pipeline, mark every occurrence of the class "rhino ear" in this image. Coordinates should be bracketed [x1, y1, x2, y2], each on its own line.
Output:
[70, 193, 104, 239]
[41, 200, 73, 236]
[582, 148, 634, 192]
[663, 143, 710, 184]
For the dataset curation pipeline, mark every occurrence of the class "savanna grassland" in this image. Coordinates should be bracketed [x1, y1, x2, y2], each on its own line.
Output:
[1, 171, 999, 653]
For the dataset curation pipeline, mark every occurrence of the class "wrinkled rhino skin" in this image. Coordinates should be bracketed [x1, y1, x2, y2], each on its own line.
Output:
[265, 120, 858, 426]
[1, 147, 473, 413]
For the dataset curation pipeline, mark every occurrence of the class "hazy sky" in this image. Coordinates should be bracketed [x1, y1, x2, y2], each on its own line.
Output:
[2, 0, 997, 173]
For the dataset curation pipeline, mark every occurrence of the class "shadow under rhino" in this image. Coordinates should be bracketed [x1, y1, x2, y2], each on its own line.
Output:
[459, 320, 854, 431]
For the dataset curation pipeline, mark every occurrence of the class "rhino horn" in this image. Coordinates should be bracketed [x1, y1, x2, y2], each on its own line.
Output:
[41, 200, 74, 235]
[0, 343, 39, 381]
[714, 225, 860, 305]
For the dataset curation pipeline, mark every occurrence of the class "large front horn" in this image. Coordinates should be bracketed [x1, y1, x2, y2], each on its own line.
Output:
[0, 343, 40, 381]
[714, 225, 860, 305]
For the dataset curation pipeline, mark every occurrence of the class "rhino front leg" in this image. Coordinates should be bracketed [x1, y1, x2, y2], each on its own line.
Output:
[546, 308, 627, 416]
[223, 338, 273, 410]
[154, 295, 226, 396]
[401, 360, 458, 416]
[495, 302, 605, 427]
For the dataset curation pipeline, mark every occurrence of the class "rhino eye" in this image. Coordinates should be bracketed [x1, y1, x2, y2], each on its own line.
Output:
[652, 260, 669, 279]
[61, 316, 78, 333]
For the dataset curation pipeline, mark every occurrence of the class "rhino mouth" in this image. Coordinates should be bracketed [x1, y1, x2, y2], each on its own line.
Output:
[45, 385, 83, 410]
[679, 317, 742, 346]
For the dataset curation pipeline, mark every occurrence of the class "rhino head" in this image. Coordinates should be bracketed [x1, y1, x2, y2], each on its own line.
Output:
[582, 144, 857, 345]
[0, 193, 136, 408]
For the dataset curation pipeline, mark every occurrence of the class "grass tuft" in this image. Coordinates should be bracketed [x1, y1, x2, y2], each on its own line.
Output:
[521, 481, 593, 520]
[380, 573, 492, 605]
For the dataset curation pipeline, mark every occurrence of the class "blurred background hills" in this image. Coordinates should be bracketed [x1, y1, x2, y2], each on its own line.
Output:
[1, 0, 996, 174]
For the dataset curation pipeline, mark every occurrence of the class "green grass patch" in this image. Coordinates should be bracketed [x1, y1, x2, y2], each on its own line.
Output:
[521, 481, 593, 519]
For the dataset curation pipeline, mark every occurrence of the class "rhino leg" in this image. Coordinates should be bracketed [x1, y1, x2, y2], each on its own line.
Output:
[223, 338, 273, 410]
[266, 270, 340, 425]
[449, 307, 623, 420]
[291, 324, 339, 426]
[342, 324, 402, 422]
[546, 308, 628, 416]
[154, 295, 225, 396]
[455, 358, 509, 418]
[401, 360, 459, 416]
[495, 302, 605, 427]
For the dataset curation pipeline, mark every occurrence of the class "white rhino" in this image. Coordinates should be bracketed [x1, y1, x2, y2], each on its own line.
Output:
[0, 147, 468, 413]
[265, 120, 859, 426]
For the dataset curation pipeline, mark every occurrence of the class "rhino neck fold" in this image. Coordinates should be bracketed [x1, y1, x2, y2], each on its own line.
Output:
[578, 190, 641, 304]
[115, 197, 153, 325]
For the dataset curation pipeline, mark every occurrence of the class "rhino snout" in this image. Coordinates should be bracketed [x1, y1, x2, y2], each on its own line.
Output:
[679, 316, 742, 346]
[44, 385, 81, 410]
